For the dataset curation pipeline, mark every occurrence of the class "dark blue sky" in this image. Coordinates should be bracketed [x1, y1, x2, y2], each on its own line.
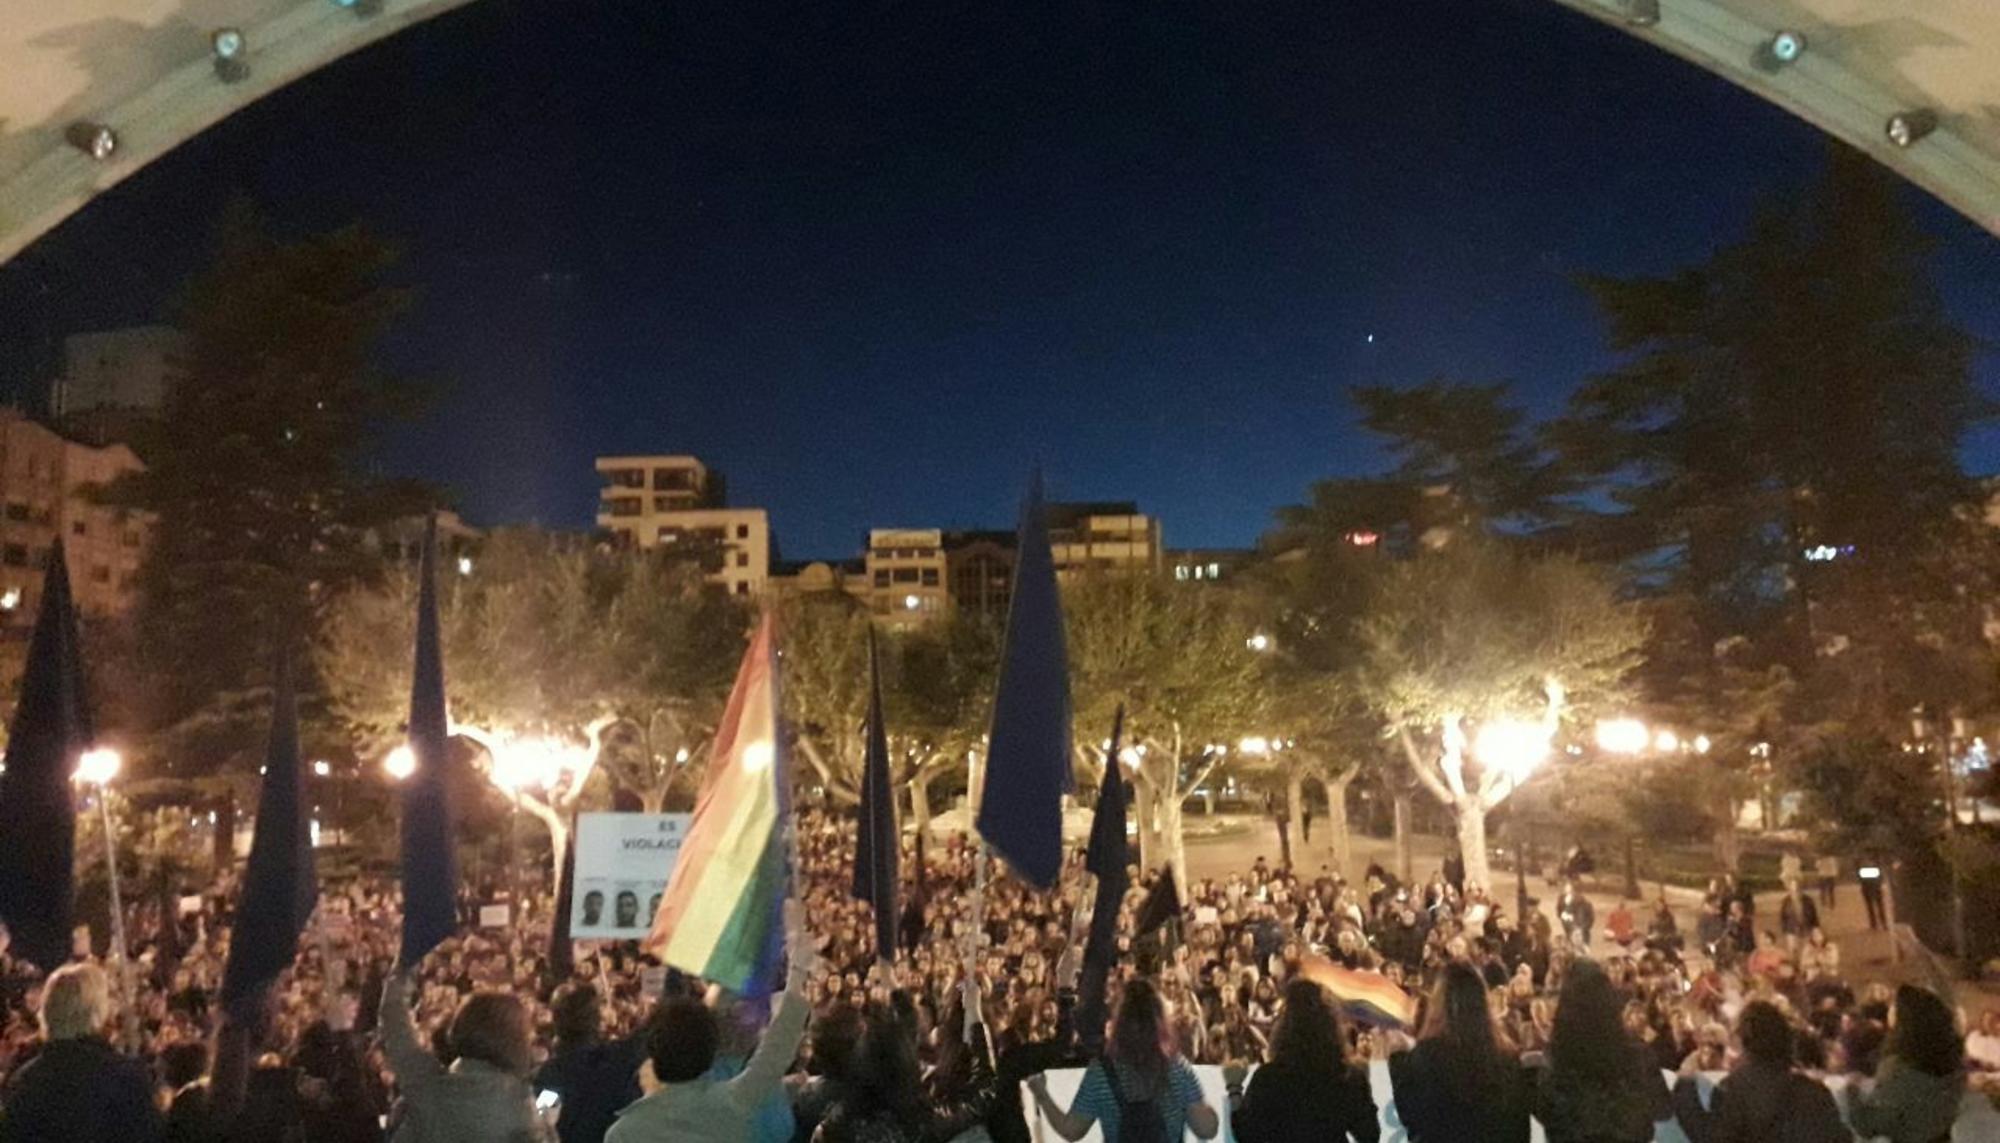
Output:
[4, 0, 1998, 557]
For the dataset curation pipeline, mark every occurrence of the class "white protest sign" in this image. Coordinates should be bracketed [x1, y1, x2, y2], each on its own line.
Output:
[571, 813, 690, 939]
[479, 904, 510, 928]
[1023, 1064, 1999, 1143]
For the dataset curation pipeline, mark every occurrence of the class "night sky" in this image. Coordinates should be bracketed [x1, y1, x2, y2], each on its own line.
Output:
[4, 0, 1999, 558]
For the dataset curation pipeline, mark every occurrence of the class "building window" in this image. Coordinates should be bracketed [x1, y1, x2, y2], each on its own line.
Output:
[874, 570, 890, 588]
[921, 568, 939, 586]
[606, 497, 642, 518]
[736, 524, 750, 539]
[735, 551, 749, 568]
[71, 521, 86, 537]
[0, 546, 23, 567]
[734, 581, 749, 596]
[122, 531, 140, 548]
[3, 503, 26, 522]
[91, 566, 111, 584]
[1175, 565, 1189, 581]
[1208, 563, 1221, 578]
[892, 568, 919, 583]
[602, 468, 644, 489]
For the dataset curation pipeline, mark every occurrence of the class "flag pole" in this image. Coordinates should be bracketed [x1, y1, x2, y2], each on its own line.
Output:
[965, 839, 987, 1044]
[95, 787, 138, 1051]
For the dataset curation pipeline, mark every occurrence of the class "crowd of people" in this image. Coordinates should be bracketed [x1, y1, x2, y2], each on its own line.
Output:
[0, 806, 1993, 1141]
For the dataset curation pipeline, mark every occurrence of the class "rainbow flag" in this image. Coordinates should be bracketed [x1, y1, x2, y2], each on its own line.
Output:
[1297, 954, 1417, 1029]
[645, 614, 790, 995]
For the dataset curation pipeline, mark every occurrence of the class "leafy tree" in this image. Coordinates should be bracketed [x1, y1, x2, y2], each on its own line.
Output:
[104, 203, 430, 776]
[317, 529, 747, 874]
[1065, 572, 1270, 889]
[779, 595, 999, 823]
[1359, 540, 1646, 889]
[1795, 735, 1944, 862]
[1241, 536, 1393, 876]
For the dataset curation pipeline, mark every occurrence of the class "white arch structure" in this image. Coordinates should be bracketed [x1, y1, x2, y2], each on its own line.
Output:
[1, 0, 1998, 268]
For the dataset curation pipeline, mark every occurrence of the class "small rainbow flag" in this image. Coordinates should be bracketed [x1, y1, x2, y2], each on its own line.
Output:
[1297, 954, 1417, 1029]
[645, 614, 790, 995]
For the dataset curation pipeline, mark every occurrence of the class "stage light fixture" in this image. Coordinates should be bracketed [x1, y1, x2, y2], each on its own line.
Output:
[1756, 30, 1805, 70]
[212, 28, 248, 83]
[1623, 0, 1661, 28]
[65, 121, 118, 160]
[1886, 109, 1938, 148]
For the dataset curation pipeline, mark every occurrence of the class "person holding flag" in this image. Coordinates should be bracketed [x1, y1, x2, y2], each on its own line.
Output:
[605, 900, 821, 1143]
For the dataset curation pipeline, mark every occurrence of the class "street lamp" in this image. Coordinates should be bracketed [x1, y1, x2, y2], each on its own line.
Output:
[72, 747, 136, 1048]
[1246, 633, 1271, 653]
[1472, 719, 1549, 784]
[383, 745, 416, 781]
[1593, 718, 1649, 756]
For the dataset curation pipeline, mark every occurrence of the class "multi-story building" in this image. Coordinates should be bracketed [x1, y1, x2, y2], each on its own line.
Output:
[768, 557, 870, 604]
[1047, 501, 1162, 576]
[52, 326, 184, 418]
[0, 409, 147, 629]
[1167, 548, 1255, 584]
[865, 529, 948, 625]
[944, 530, 1015, 619]
[595, 456, 769, 597]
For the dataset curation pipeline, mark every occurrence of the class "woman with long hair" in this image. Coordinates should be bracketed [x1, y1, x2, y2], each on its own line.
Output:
[1027, 979, 1219, 1142]
[1231, 979, 1378, 1143]
[1536, 959, 1670, 1143]
[814, 991, 995, 1143]
[1846, 985, 1965, 1143]
[1386, 961, 1530, 1143]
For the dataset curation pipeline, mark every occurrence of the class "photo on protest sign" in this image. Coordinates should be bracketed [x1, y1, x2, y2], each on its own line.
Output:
[570, 812, 690, 939]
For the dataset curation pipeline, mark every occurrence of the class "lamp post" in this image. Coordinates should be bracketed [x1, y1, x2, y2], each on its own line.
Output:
[1912, 709, 1970, 974]
[75, 747, 137, 1050]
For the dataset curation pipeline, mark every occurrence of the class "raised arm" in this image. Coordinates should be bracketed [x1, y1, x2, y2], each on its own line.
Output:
[723, 900, 819, 1112]
[379, 968, 443, 1088]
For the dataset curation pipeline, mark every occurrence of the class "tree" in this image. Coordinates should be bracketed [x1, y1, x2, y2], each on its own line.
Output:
[1065, 573, 1271, 890]
[779, 594, 999, 825]
[1359, 541, 1646, 889]
[1240, 537, 1393, 878]
[104, 203, 430, 777]
[317, 529, 746, 875]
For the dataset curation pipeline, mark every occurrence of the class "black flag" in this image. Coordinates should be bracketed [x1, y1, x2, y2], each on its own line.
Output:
[0, 544, 89, 972]
[221, 656, 318, 1018]
[852, 629, 898, 965]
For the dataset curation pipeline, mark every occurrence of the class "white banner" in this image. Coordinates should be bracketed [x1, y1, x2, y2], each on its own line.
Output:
[571, 812, 691, 939]
[1022, 1063, 2000, 1143]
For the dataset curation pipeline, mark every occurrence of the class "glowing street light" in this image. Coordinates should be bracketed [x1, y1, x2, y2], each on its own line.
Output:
[1653, 729, 1681, 754]
[73, 745, 133, 1043]
[1693, 734, 1712, 755]
[1594, 718, 1650, 756]
[1472, 720, 1549, 783]
[1237, 736, 1271, 757]
[1246, 633, 1271, 653]
[312, 760, 332, 778]
[383, 745, 417, 781]
[74, 747, 123, 786]
[741, 739, 775, 773]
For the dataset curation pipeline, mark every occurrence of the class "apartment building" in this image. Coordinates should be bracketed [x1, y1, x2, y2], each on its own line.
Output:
[1047, 501, 1162, 576]
[595, 456, 769, 596]
[865, 528, 948, 625]
[0, 409, 147, 628]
